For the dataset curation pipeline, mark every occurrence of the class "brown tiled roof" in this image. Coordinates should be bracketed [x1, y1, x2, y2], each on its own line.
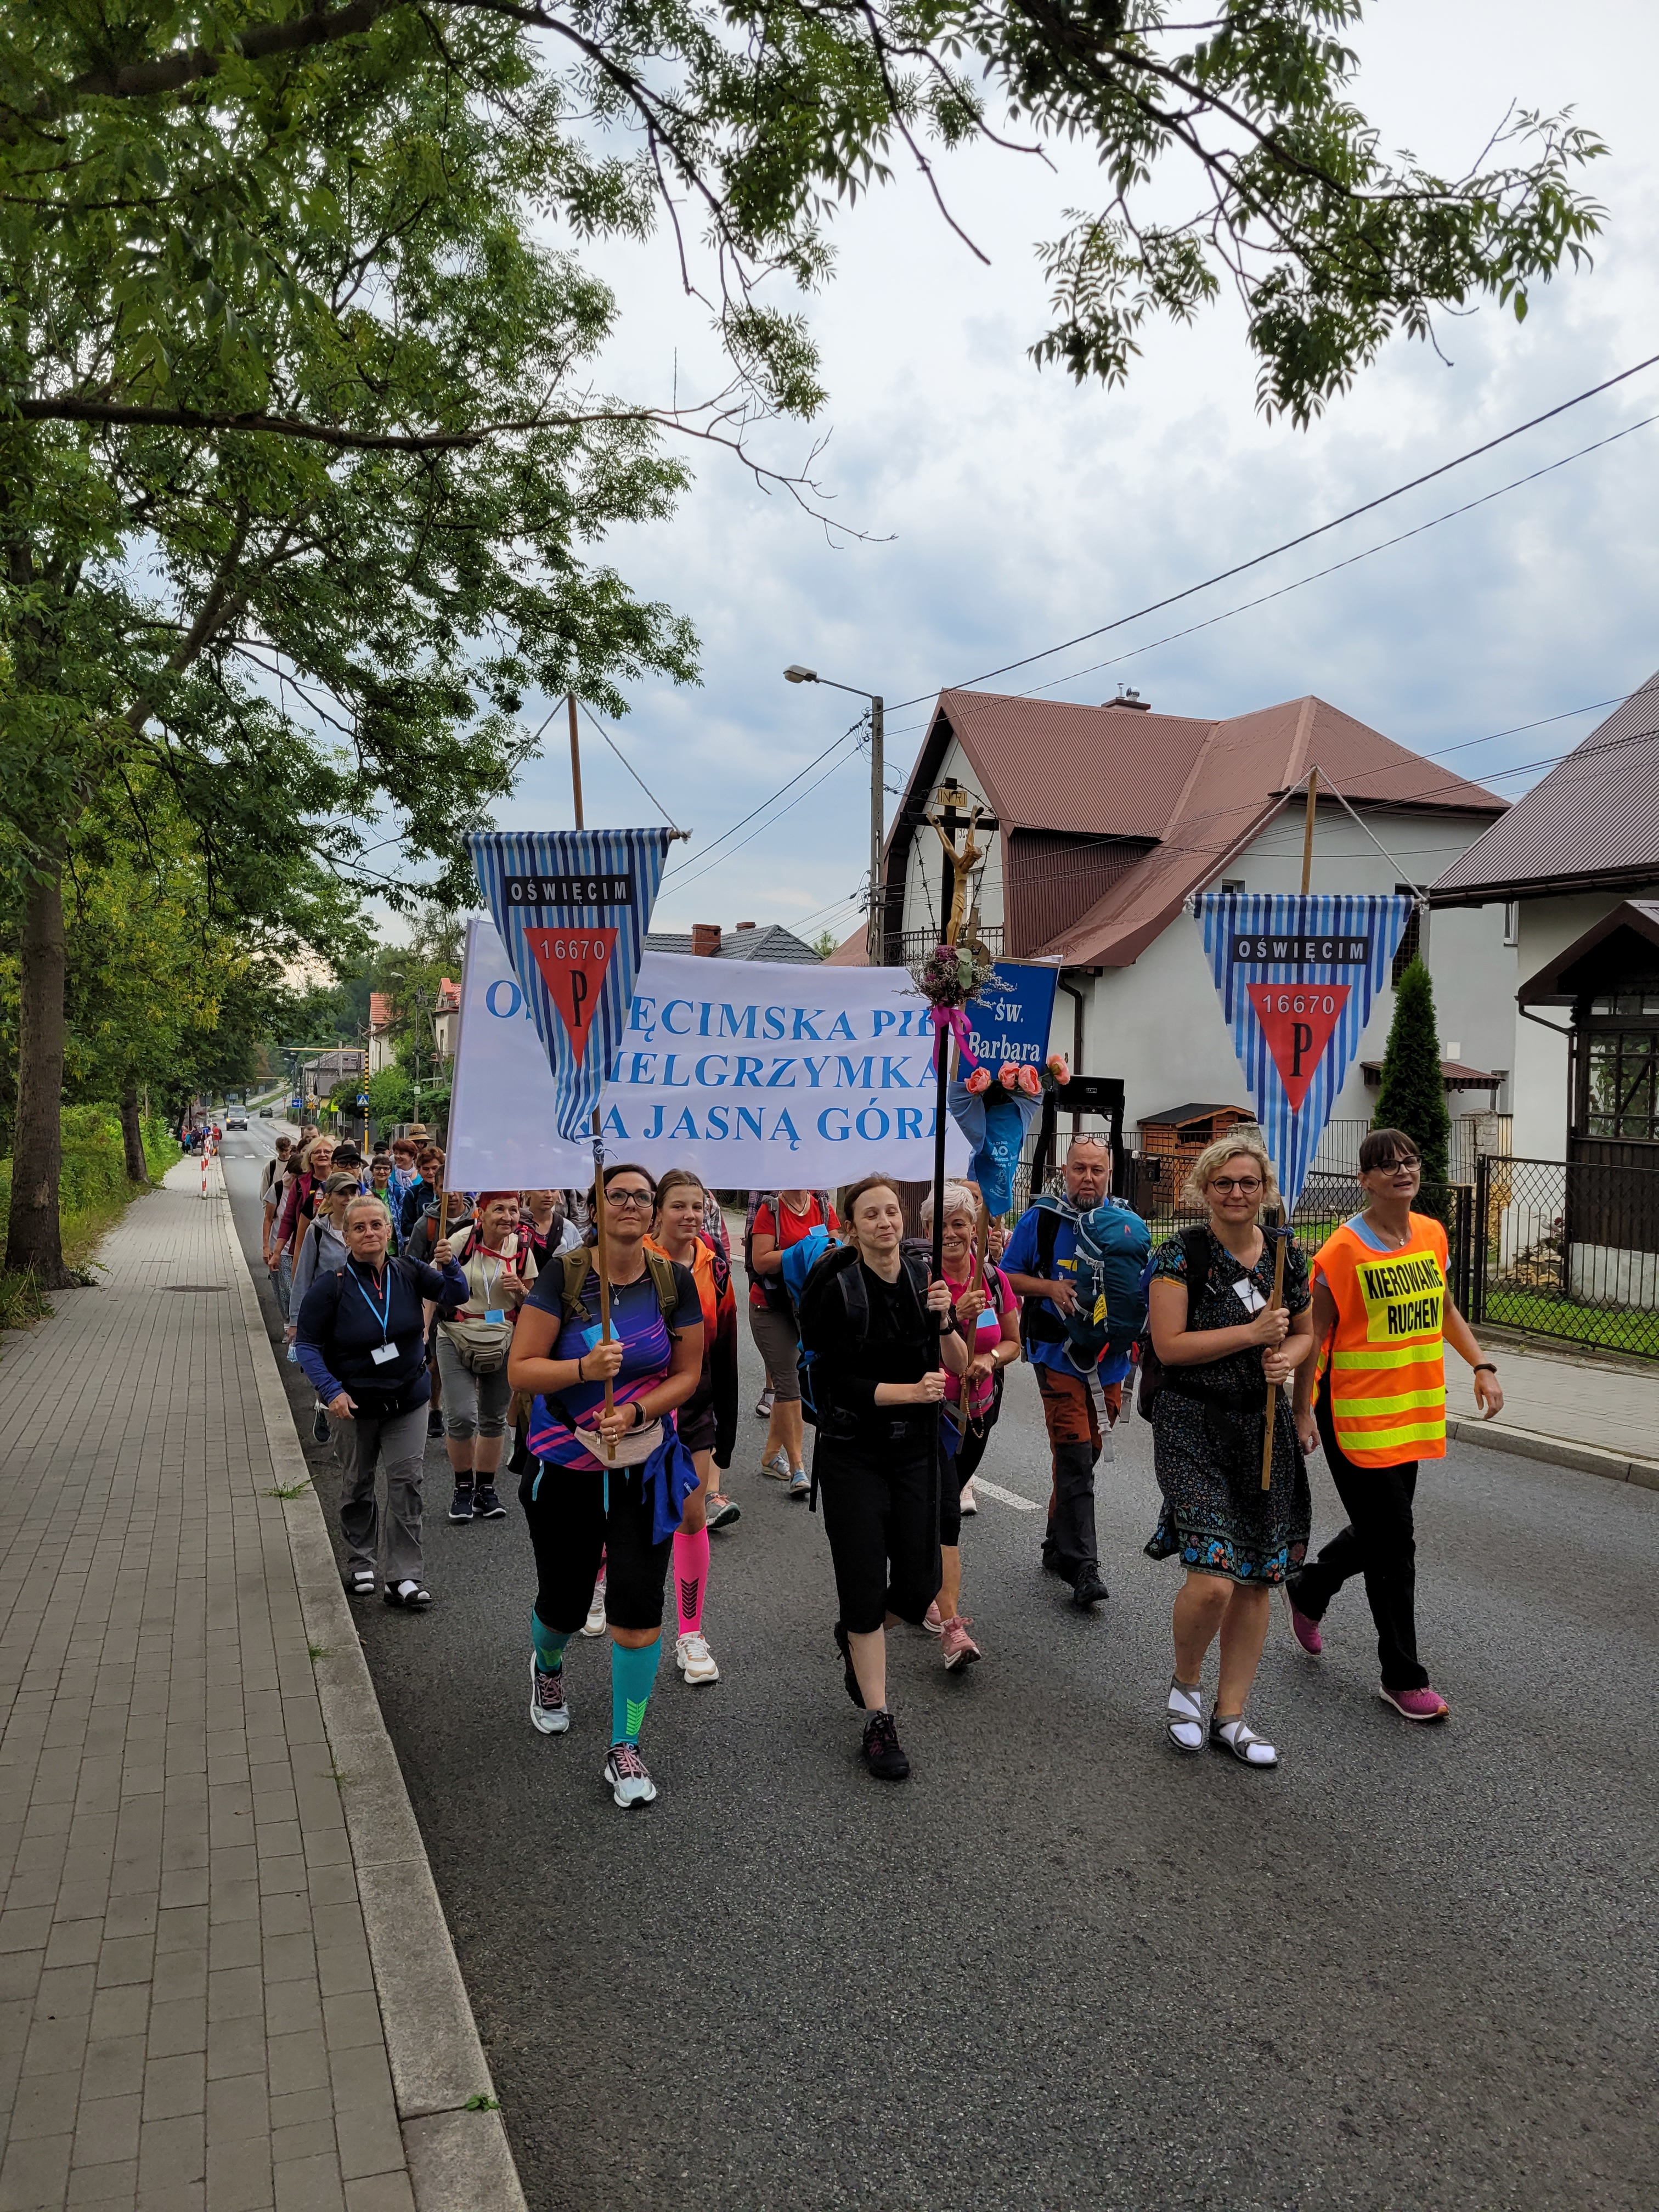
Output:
[1432, 669, 1659, 902]
[885, 689, 1502, 969]
[824, 928, 867, 966]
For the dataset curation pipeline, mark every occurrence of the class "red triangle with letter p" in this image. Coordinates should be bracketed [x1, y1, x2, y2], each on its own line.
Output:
[524, 927, 618, 1066]
[1245, 983, 1351, 1112]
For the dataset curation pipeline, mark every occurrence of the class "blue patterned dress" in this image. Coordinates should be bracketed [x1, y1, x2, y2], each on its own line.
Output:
[1144, 1228, 1312, 1585]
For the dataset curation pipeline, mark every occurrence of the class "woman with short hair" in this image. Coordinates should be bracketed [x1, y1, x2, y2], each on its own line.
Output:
[295, 1194, 466, 1609]
[1146, 1130, 1314, 1768]
[918, 1180, 1020, 1672]
[797, 1177, 966, 1783]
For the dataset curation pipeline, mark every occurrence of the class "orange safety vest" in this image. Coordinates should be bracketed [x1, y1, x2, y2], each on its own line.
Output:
[1314, 1213, 1449, 1468]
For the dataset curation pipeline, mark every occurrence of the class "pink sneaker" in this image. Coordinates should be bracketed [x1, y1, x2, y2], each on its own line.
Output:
[922, 1601, 943, 1636]
[1284, 1588, 1322, 1657]
[1380, 1684, 1449, 1723]
[939, 1615, 981, 1671]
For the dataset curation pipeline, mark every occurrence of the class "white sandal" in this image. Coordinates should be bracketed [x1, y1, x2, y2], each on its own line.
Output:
[1210, 1714, 1278, 1767]
[1166, 1679, 1204, 1754]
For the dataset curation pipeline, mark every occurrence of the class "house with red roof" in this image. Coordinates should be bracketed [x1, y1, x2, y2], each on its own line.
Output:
[835, 686, 1515, 1149]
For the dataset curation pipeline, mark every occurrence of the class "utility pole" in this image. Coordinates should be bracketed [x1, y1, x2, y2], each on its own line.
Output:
[567, 693, 585, 830]
[867, 696, 885, 967]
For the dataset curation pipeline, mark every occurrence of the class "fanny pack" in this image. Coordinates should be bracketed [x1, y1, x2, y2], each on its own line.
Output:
[441, 1319, 510, 1375]
[573, 1413, 663, 1465]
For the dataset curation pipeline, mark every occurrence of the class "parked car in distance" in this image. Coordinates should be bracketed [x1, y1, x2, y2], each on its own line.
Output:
[259, 1106, 274, 1118]
[226, 1109, 247, 1128]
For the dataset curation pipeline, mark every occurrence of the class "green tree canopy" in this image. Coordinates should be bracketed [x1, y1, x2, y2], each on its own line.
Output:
[0, 2, 1607, 1276]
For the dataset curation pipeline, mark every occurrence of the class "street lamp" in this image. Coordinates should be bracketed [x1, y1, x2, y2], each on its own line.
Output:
[782, 667, 885, 965]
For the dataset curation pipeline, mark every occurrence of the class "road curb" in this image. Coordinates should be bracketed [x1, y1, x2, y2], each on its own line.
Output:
[1448, 1413, 1659, 1490]
[214, 1163, 528, 2212]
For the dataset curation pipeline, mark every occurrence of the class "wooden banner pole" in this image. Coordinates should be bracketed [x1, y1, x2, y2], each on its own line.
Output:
[1261, 768, 1319, 1489]
[590, 1107, 616, 1461]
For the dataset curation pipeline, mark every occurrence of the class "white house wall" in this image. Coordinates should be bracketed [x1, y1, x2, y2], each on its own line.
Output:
[902, 735, 1005, 941]
[1032, 810, 1516, 1144]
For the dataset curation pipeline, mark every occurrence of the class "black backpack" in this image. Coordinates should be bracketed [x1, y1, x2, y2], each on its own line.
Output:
[1133, 1224, 1214, 1419]
[796, 1241, 932, 1449]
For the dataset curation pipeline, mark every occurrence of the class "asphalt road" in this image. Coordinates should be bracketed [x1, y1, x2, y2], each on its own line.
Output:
[222, 1129, 1659, 2212]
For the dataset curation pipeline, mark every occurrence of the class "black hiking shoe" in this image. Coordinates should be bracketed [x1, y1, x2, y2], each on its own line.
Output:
[1073, 1566, 1109, 1609]
[472, 1483, 506, 1520]
[447, 1482, 475, 1523]
[861, 1711, 910, 1782]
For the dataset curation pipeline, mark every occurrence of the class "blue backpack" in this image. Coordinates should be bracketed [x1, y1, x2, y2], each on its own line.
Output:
[1028, 1193, 1153, 1371]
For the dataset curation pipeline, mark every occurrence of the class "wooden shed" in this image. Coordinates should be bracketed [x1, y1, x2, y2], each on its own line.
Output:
[1133, 1102, 1256, 1212]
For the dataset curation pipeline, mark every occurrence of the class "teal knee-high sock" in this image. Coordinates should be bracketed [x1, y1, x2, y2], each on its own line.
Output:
[532, 1607, 570, 1676]
[611, 1637, 662, 1747]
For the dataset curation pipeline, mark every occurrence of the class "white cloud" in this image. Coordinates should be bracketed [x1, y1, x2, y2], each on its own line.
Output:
[497, 0, 1659, 942]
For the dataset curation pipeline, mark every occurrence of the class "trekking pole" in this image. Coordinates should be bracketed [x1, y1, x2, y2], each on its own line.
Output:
[590, 1108, 617, 1463]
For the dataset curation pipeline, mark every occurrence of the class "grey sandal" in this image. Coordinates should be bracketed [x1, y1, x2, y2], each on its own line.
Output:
[1166, 1679, 1204, 1754]
[1209, 1714, 1278, 1767]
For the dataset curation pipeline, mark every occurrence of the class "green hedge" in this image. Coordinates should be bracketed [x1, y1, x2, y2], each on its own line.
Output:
[0, 1105, 174, 1233]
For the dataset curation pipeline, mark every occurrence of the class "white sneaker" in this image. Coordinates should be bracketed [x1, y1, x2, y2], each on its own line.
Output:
[529, 1656, 569, 1735]
[959, 1480, 978, 1516]
[581, 1578, 606, 1637]
[676, 1631, 720, 1685]
[760, 1450, 789, 1480]
[603, 1743, 657, 1809]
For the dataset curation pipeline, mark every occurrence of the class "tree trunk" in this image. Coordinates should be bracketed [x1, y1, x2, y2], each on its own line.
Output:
[6, 853, 74, 1285]
[120, 1081, 150, 1186]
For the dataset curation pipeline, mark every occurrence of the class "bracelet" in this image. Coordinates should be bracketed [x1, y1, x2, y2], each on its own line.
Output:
[630, 1400, 645, 1429]
[1472, 1362, 1497, 1375]
[576, 1353, 586, 1382]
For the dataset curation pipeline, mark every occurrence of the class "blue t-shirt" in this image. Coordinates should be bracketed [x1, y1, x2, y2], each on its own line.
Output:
[1002, 1206, 1131, 1385]
[523, 1254, 702, 1472]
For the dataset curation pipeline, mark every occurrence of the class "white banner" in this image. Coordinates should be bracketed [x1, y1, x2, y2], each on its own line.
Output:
[447, 917, 970, 1189]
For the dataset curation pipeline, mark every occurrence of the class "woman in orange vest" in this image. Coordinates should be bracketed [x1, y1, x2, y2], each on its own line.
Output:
[1289, 1127, 1503, 1721]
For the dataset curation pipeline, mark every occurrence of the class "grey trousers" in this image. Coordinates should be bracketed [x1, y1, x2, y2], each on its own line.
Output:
[276, 1248, 294, 1322]
[340, 1402, 427, 1584]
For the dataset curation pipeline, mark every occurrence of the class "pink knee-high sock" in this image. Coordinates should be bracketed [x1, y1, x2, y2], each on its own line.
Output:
[674, 1526, 709, 1638]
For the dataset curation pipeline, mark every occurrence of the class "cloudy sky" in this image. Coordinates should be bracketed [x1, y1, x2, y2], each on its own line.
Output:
[492, 0, 1659, 949]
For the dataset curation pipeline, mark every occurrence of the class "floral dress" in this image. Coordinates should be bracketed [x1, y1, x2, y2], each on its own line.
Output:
[1144, 1228, 1312, 1585]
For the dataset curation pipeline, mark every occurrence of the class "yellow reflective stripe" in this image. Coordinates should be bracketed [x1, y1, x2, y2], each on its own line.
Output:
[1332, 1342, 1440, 1370]
[1333, 1417, 1446, 1453]
[1333, 1386, 1444, 1421]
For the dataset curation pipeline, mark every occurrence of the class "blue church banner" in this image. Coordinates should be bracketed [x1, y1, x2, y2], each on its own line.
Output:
[467, 829, 672, 1143]
[1192, 891, 1413, 1209]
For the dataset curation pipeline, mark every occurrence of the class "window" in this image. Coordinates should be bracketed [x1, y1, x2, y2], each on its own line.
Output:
[1220, 878, 1245, 896]
[1391, 885, 1421, 985]
[1586, 1030, 1659, 1141]
[1503, 900, 1519, 947]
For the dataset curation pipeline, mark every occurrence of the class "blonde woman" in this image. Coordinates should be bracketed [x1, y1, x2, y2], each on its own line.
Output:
[1145, 1130, 1314, 1768]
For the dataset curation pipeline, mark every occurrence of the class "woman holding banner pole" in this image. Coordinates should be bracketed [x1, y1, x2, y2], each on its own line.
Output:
[507, 1161, 703, 1811]
[1145, 1131, 1314, 1768]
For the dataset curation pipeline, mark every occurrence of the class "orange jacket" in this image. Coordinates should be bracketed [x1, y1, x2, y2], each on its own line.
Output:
[1314, 1213, 1448, 1468]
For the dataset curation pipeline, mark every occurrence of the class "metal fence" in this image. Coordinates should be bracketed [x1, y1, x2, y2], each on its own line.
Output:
[1473, 1154, 1659, 1360]
[1314, 1115, 1511, 1183]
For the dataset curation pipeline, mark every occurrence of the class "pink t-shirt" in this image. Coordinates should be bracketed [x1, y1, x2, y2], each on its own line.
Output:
[942, 1263, 1014, 1417]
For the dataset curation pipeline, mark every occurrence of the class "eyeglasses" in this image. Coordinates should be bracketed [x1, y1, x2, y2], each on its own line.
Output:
[606, 1188, 654, 1210]
[1210, 1176, 1263, 1194]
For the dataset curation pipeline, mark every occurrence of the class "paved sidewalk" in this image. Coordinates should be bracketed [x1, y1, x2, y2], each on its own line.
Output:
[1447, 1335, 1659, 1486]
[0, 1160, 513, 2211]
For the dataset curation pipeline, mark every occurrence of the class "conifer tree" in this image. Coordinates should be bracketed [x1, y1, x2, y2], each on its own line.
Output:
[1373, 958, 1452, 1201]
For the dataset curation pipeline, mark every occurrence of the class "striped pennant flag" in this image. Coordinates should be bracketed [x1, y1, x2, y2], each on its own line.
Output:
[467, 830, 672, 1144]
[1192, 891, 1413, 1209]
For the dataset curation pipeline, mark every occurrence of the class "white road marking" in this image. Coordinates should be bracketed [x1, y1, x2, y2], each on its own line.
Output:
[970, 1477, 1043, 1511]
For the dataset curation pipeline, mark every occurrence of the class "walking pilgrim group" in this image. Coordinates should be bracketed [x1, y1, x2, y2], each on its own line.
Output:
[279, 1119, 1503, 1806]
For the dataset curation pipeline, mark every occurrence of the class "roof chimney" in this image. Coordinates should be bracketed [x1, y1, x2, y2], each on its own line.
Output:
[1104, 687, 1150, 712]
[735, 921, 757, 931]
[691, 923, 722, 957]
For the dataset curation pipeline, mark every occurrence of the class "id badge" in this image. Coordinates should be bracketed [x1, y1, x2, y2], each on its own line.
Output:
[370, 1341, 399, 1366]
[483, 1309, 506, 1326]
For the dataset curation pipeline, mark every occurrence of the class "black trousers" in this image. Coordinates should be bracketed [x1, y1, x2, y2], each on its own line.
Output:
[815, 1430, 941, 1636]
[1289, 1378, 1429, 1693]
[518, 1458, 671, 1635]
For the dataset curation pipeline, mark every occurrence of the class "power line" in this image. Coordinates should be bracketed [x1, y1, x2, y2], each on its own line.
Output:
[661, 715, 867, 883]
[888, 350, 1659, 708]
[578, 701, 686, 833]
[656, 726, 868, 900]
